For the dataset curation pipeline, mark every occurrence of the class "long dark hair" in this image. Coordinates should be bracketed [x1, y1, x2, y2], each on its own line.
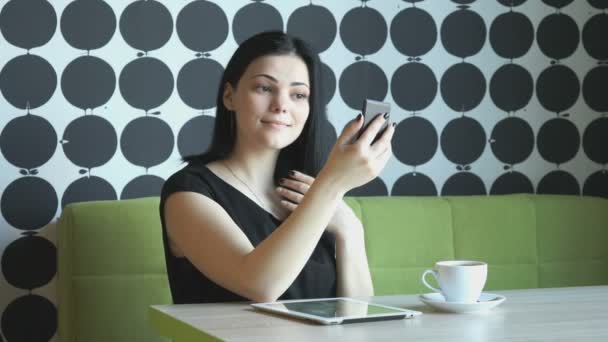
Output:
[183, 31, 330, 184]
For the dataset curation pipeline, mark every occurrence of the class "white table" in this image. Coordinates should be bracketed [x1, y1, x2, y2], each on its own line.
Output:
[149, 285, 608, 341]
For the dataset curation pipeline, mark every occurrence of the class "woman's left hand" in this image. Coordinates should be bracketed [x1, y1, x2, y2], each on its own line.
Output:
[276, 170, 360, 239]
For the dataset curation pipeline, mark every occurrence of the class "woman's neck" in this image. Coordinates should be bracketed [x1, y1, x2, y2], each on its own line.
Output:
[224, 144, 280, 191]
[216, 141, 289, 220]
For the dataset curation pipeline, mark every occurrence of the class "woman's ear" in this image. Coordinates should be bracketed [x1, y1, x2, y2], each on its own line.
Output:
[223, 83, 235, 111]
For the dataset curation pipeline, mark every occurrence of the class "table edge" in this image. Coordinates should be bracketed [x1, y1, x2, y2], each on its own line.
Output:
[149, 305, 223, 342]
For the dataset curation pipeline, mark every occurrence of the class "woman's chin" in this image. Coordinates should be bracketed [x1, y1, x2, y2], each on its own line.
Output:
[259, 134, 297, 150]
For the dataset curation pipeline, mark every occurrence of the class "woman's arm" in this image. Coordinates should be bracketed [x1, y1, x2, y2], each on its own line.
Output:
[332, 202, 374, 297]
[278, 176, 374, 297]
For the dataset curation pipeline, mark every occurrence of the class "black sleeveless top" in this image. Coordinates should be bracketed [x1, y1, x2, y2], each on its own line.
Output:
[159, 160, 337, 304]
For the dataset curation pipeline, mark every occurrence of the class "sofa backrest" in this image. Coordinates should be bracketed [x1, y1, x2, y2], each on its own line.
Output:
[57, 194, 608, 341]
[345, 194, 608, 295]
[57, 197, 170, 342]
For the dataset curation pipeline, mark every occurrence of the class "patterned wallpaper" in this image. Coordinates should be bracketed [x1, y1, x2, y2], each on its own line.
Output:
[1, 0, 606, 340]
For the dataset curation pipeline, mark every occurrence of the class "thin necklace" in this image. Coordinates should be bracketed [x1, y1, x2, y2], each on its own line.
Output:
[221, 160, 270, 211]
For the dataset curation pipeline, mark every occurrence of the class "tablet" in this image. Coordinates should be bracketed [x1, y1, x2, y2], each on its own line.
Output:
[250, 297, 422, 325]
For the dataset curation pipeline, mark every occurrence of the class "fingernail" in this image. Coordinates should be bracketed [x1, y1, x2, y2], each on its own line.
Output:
[383, 112, 390, 119]
[289, 170, 296, 177]
[356, 113, 362, 121]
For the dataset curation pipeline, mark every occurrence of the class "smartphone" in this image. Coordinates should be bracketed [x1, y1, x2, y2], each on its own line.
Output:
[358, 99, 391, 142]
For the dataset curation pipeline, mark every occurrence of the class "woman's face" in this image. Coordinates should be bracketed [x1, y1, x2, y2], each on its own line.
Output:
[223, 54, 311, 150]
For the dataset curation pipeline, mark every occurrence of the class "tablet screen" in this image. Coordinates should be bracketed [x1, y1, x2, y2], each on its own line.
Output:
[263, 298, 407, 318]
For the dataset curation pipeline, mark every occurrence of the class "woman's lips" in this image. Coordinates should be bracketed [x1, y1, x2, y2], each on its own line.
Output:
[261, 120, 290, 128]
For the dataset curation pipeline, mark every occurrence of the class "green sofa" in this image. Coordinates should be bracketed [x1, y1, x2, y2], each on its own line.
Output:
[57, 194, 608, 342]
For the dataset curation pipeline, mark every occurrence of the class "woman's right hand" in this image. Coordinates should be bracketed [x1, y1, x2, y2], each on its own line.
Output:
[319, 113, 395, 194]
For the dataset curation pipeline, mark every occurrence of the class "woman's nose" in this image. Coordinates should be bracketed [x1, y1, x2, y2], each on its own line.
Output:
[271, 92, 288, 113]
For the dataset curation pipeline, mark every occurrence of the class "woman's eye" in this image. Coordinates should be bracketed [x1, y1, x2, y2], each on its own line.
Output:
[257, 85, 272, 92]
[294, 93, 308, 100]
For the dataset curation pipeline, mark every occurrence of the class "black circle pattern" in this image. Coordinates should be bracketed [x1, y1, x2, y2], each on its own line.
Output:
[490, 117, 534, 165]
[537, 118, 580, 165]
[583, 170, 608, 198]
[232, 2, 283, 45]
[178, 115, 215, 158]
[497, 0, 528, 8]
[542, 0, 574, 9]
[0, 2, 606, 337]
[121, 116, 174, 168]
[1, 115, 57, 170]
[537, 170, 580, 195]
[582, 14, 608, 60]
[320, 62, 336, 106]
[2, 236, 56, 290]
[441, 8, 486, 58]
[121, 175, 165, 200]
[340, 6, 387, 56]
[62, 115, 117, 169]
[1, 295, 56, 342]
[391, 62, 437, 112]
[61, 0, 116, 51]
[61, 56, 116, 111]
[177, 58, 224, 110]
[442, 172, 487, 196]
[392, 172, 438, 196]
[0, 0, 56, 50]
[583, 117, 608, 165]
[490, 63, 533, 112]
[119, 57, 174, 111]
[287, 4, 337, 54]
[588, 0, 608, 9]
[393, 117, 438, 166]
[119, 0, 173, 52]
[391, 7, 437, 57]
[537, 13, 579, 60]
[0, 54, 57, 110]
[491, 171, 534, 195]
[582, 66, 608, 113]
[347, 177, 388, 197]
[176, 0, 229, 52]
[441, 62, 486, 112]
[61, 176, 117, 209]
[490, 11, 534, 60]
[1, 177, 58, 231]
[339, 61, 388, 110]
[536, 65, 580, 113]
[441, 116, 486, 166]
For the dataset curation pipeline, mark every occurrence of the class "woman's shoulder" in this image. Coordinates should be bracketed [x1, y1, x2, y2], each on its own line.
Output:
[162, 161, 217, 200]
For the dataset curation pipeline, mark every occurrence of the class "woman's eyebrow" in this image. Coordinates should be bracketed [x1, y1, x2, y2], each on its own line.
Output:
[250, 74, 309, 88]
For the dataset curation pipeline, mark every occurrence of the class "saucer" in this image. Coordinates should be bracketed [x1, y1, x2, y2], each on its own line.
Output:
[419, 292, 506, 313]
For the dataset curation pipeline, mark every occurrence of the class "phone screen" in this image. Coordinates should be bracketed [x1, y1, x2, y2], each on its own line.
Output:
[358, 99, 391, 142]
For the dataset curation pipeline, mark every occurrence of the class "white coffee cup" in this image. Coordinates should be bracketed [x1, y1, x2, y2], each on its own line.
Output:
[421, 260, 487, 303]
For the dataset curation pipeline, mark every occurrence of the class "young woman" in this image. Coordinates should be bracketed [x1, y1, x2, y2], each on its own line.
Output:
[160, 31, 395, 304]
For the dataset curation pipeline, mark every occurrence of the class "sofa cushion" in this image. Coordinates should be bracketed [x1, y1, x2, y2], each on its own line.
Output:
[71, 276, 170, 342]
